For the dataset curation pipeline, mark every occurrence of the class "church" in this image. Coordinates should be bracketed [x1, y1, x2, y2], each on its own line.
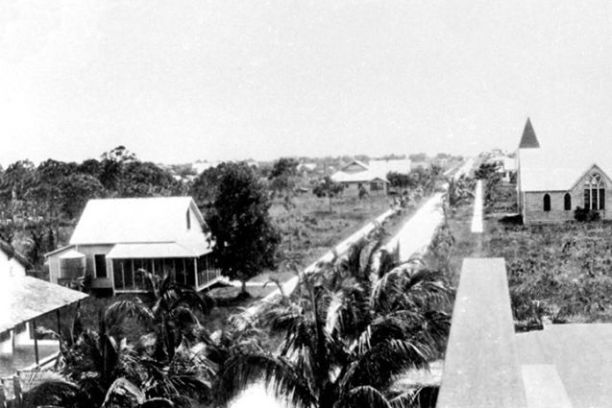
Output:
[516, 118, 612, 224]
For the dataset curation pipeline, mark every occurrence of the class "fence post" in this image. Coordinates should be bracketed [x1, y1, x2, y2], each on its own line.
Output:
[0, 380, 6, 408]
[12, 375, 22, 408]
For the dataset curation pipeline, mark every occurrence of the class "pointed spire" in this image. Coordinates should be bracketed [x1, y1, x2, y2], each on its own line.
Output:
[519, 118, 540, 149]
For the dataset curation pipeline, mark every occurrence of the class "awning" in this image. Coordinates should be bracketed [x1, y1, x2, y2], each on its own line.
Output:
[106, 241, 211, 259]
[58, 249, 86, 260]
[0, 276, 88, 333]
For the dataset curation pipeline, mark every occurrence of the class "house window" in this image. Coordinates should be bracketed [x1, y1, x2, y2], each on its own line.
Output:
[543, 194, 551, 212]
[564, 193, 572, 211]
[94, 254, 107, 278]
[584, 174, 606, 210]
[186, 209, 191, 230]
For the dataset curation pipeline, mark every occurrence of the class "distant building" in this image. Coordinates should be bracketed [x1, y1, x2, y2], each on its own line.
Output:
[45, 196, 219, 294]
[330, 158, 412, 195]
[517, 118, 611, 224]
[486, 154, 516, 182]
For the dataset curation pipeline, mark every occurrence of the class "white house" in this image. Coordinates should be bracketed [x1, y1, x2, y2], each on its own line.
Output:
[330, 158, 412, 195]
[45, 196, 219, 294]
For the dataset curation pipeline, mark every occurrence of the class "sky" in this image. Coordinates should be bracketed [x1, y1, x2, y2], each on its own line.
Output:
[1, 0, 612, 166]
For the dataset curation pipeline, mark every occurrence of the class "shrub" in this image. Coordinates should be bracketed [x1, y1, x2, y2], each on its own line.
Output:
[574, 207, 601, 222]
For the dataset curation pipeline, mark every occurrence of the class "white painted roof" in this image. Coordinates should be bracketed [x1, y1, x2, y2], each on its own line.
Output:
[519, 147, 612, 192]
[70, 196, 210, 246]
[331, 159, 410, 184]
[106, 241, 209, 259]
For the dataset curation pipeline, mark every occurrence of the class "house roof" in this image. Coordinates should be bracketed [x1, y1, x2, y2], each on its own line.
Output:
[519, 118, 541, 149]
[0, 275, 88, 333]
[331, 159, 410, 184]
[519, 148, 612, 192]
[106, 240, 210, 259]
[340, 159, 369, 172]
[70, 196, 208, 245]
[330, 170, 389, 184]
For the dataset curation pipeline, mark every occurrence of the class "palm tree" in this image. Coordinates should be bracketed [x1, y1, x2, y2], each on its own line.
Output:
[34, 274, 217, 408]
[104, 271, 214, 361]
[217, 234, 451, 408]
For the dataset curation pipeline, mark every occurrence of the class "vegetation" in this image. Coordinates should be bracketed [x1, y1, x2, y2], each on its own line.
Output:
[218, 234, 451, 408]
[312, 176, 344, 212]
[0, 146, 184, 274]
[205, 162, 281, 294]
[24, 231, 453, 408]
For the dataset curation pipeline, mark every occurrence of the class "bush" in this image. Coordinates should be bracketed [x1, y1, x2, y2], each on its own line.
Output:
[574, 207, 601, 222]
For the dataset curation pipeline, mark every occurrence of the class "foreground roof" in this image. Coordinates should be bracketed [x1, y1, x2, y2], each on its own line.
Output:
[70, 196, 206, 245]
[437, 258, 527, 408]
[517, 324, 612, 408]
[0, 275, 88, 333]
[439, 257, 612, 408]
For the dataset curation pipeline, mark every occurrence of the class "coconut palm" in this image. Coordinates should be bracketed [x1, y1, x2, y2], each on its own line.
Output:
[104, 271, 214, 361]
[218, 234, 451, 408]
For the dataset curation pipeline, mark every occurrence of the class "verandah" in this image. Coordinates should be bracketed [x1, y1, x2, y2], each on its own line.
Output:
[112, 255, 217, 291]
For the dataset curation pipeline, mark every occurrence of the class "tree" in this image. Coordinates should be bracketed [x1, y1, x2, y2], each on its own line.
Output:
[206, 162, 280, 294]
[268, 157, 299, 196]
[218, 235, 451, 408]
[313, 176, 344, 212]
[190, 165, 223, 207]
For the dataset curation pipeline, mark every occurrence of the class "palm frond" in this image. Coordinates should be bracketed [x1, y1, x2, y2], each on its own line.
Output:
[104, 298, 154, 327]
[23, 375, 91, 408]
[336, 385, 392, 408]
[101, 377, 145, 408]
[219, 353, 316, 408]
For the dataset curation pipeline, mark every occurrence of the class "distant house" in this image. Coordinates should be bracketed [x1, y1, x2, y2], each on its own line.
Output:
[45, 196, 219, 294]
[517, 118, 611, 224]
[486, 154, 517, 182]
[330, 158, 411, 195]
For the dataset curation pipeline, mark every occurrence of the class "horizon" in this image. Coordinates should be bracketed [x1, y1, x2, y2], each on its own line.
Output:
[2, 1, 612, 166]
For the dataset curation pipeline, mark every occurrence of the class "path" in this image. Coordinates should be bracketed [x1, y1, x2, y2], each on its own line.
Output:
[243, 208, 397, 317]
[382, 192, 446, 262]
[471, 179, 485, 256]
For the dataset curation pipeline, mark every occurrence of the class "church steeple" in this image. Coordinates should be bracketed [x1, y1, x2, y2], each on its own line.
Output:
[518, 118, 540, 149]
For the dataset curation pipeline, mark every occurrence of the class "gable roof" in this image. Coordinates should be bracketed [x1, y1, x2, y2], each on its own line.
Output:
[0, 275, 88, 333]
[70, 196, 207, 245]
[519, 148, 612, 192]
[519, 118, 541, 149]
[340, 159, 369, 172]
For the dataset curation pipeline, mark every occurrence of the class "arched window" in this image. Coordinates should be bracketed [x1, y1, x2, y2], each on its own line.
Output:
[584, 173, 606, 210]
[543, 194, 551, 212]
[564, 193, 572, 211]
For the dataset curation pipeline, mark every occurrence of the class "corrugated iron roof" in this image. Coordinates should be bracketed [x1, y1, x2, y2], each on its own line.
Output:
[70, 196, 208, 245]
[519, 148, 612, 192]
[106, 240, 210, 259]
[0, 275, 88, 333]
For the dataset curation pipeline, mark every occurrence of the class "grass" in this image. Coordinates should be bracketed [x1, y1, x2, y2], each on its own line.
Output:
[482, 180, 612, 324]
[484, 218, 612, 323]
